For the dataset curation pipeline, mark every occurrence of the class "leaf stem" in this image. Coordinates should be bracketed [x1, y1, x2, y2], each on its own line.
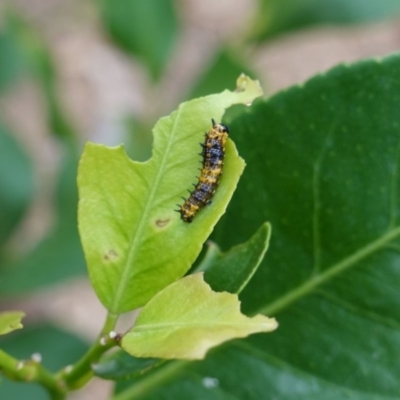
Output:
[60, 312, 119, 390]
[112, 360, 189, 400]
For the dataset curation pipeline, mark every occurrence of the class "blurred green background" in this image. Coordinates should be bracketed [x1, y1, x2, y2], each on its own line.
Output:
[1, 0, 400, 399]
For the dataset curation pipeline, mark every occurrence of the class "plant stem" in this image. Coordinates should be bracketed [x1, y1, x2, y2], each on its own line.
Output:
[60, 312, 119, 390]
[0, 348, 66, 398]
[0, 312, 120, 396]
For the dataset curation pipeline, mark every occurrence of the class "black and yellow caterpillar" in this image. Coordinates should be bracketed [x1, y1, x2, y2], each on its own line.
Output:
[177, 119, 229, 223]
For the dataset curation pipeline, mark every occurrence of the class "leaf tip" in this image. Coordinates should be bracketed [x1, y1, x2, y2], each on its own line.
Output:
[235, 74, 263, 100]
[0, 311, 26, 336]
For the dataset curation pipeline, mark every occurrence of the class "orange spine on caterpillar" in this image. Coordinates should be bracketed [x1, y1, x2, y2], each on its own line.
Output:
[176, 119, 229, 223]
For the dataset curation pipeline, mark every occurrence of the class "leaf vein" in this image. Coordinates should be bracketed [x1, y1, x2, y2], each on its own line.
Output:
[110, 110, 183, 312]
[315, 289, 400, 330]
[257, 225, 400, 316]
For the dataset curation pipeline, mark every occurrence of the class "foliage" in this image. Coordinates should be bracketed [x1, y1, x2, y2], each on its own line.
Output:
[0, 122, 33, 250]
[0, 312, 25, 335]
[77, 76, 261, 313]
[249, 0, 400, 41]
[100, 0, 178, 80]
[1, 1, 400, 399]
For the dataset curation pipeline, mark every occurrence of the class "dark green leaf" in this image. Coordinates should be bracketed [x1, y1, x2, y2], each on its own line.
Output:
[94, 350, 163, 380]
[198, 222, 271, 294]
[250, 0, 400, 41]
[0, 225, 84, 297]
[0, 122, 34, 248]
[101, 0, 178, 80]
[114, 361, 229, 400]
[114, 53, 400, 399]
[7, 12, 78, 142]
[0, 24, 25, 92]
[0, 148, 85, 296]
[0, 14, 83, 294]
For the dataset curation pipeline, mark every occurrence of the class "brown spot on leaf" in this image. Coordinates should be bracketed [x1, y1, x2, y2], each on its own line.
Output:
[104, 249, 118, 261]
[156, 218, 170, 228]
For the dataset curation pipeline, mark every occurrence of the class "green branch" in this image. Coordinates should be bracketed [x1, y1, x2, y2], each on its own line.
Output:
[58, 312, 120, 390]
[0, 348, 66, 399]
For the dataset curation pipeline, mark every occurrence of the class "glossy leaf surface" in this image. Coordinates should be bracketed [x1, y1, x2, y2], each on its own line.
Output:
[94, 350, 163, 381]
[200, 222, 271, 294]
[114, 54, 400, 399]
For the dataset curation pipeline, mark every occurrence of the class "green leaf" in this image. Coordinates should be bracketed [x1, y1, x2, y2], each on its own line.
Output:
[78, 76, 263, 313]
[0, 324, 89, 369]
[121, 273, 277, 360]
[212, 54, 400, 398]
[0, 226, 84, 296]
[0, 121, 34, 248]
[112, 360, 221, 400]
[7, 11, 78, 142]
[0, 23, 25, 93]
[97, 223, 271, 381]
[114, 53, 400, 399]
[250, 0, 400, 41]
[0, 311, 25, 335]
[100, 0, 178, 80]
[198, 222, 271, 294]
[94, 350, 163, 380]
[0, 148, 85, 296]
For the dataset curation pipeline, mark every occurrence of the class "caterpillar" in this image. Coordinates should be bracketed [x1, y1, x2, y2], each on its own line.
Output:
[176, 119, 229, 223]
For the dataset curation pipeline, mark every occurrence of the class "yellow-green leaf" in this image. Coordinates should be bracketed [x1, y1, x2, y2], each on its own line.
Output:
[0, 311, 25, 335]
[121, 273, 277, 360]
[78, 76, 263, 313]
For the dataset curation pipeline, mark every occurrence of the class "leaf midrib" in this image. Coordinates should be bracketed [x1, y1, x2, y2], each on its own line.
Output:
[257, 225, 400, 317]
[233, 341, 399, 399]
[110, 111, 182, 313]
[114, 225, 400, 399]
[132, 321, 274, 331]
